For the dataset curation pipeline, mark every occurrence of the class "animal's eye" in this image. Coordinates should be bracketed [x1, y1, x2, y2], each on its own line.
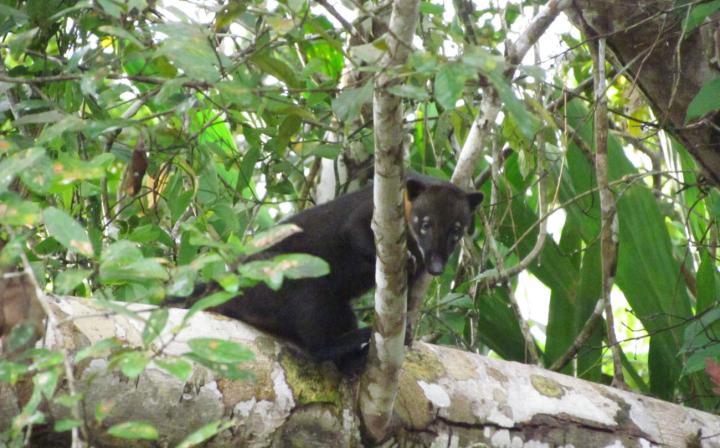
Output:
[419, 219, 431, 234]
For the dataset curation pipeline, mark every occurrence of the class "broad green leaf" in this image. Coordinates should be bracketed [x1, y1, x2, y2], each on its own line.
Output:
[53, 393, 84, 408]
[55, 269, 91, 295]
[156, 22, 220, 83]
[5, 322, 37, 353]
[112, 351, 150, 379]
[0, 192, 41, 225]
[697, 252, 720, 312]
[250, 52, 301, 88]
[29, 349, 64, 370]
[434, 64, 465, 109]
[107, 421, 159, 440]
[0, 3, 28, 21]
[187, 338, 254, 364]
[98, 25, 145, 48]
[0, 147, 45, 193]
[54, 419, 82, 432]
[183, 353, 254, 380]
[685, 78, 720, 123]
[167, 266, 196, 297]
[238, 253, 329, 290]
[177, 420, 234, 448]
[34, 369, 59, 399]
[683, 0, 720, 35]
[37, 116, 87, 143]
[349, 42, 384, 64]
[142, 309, 169, 346]
[8, 27, 38, 57]
[474, 288, 528, 361]
[183, 291, 235, 323]
[43, 207, 93, 257]
[75, 338, 122, 363]
[387, 84, 430, 101]
[485, 69, 540, 141]
[13, 110, 65, 126]
[95, 400, 114, 424]
[245, 224, 302, 255]
[303, 143, 342, 159]
[100, 241, 168, 284]
[155, 357, 193, 381]
[332, 81, 373, 122]
[0, 361, 29, 385]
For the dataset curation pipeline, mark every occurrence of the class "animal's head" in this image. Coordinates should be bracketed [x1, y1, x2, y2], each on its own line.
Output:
[405, 178, 483, 276]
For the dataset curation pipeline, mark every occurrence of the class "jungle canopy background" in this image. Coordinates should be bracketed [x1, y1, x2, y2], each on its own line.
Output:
[1, 0, 720, 443]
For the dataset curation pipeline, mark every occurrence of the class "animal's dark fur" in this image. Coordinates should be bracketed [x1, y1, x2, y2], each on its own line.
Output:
[189, 175, 482, 369]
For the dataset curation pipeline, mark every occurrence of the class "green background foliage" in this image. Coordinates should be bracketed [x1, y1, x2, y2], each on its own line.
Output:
[1, 0, 719, 443]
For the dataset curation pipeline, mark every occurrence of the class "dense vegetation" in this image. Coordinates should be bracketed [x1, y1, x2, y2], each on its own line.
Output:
[1, 0, 719, 443]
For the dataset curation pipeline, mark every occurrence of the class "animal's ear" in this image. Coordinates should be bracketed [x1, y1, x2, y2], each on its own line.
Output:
[467, 192, 484, 211]
[406, 178, 427, 201]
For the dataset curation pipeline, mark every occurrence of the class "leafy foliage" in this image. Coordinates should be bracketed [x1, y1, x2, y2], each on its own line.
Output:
[1, 0, 719, 444]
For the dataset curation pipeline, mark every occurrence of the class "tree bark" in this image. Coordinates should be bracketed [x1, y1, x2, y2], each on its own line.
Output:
[3, 296, 720, 447]
[567, 0, 720, 186]
[360, 0, 421, 441]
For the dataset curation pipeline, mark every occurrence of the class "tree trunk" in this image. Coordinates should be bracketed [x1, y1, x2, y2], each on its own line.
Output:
[3, 296, 720, 447]
[566, 0, 720, 186]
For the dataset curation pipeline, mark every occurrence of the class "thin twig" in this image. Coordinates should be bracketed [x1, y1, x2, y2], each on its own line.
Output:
[591, 37, 625, 389]
[5, 227, 88, 447]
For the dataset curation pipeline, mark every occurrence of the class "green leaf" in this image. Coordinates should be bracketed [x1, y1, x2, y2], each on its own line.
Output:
[156, 22, 220, 83]
[75, 338, 122, 363]
[29, 349, 64, 370]
[0, 361, 29, 385]
[95, 400, 114, 424]
[683, 0, 720, 35]
[697, 252, 720, 312]
[53, 393, 84, 408]
[183, 353, 254, 380]
[142, 309, 169, 346]
[238, 253, 329, 290]
[100, 241, 168, 284]
[0, 192, 41, 225]
[685, 78, 720, 123]
[155, 357, 193, 382]
[332, 81, 373, 122]
[183, 291, 235, 323]
[13, 110, 65, 126]
[5, 322, 38, 353]
[434, 64, 466, 109]
[245, 224, 302, 255]
[112, 351, 150, 379]
[187, 338, 254, 364]
[55, 269, 91, 295]
[54, 418, 83, 432]
[0, 147, 45, 193]
[250, 53, 301, 88]
[9, 28, 38, 57]
[34, 369, 59, 399]
[177, 420, 234, 448]
[303, 143, 342, 159]
[387, 84, 430, 101]
[43, 207, 94, 257]
[98, 25, 145, 48]
[107, 421, 159, 440]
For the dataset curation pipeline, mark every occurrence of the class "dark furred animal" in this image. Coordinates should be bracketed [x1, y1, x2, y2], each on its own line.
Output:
[206, 175, 483, 367]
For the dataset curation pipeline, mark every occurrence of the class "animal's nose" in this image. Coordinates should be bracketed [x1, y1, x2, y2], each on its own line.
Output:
[427, 255, 445, 276]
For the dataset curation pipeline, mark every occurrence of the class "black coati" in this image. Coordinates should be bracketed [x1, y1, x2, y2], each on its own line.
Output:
[192, 174, 483, 368]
